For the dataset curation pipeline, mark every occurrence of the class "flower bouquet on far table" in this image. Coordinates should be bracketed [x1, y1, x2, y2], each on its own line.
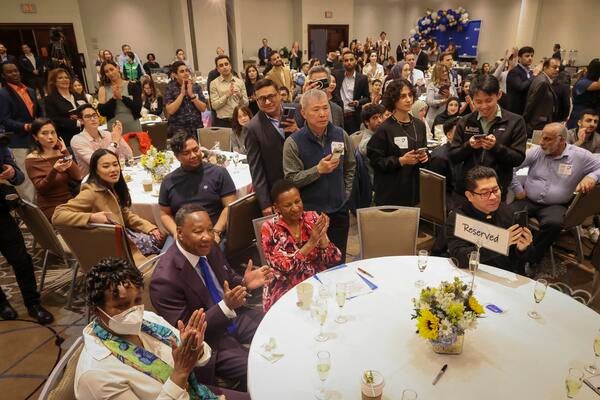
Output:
[412, 277, 485, 354]
[140, 146, 175, 183]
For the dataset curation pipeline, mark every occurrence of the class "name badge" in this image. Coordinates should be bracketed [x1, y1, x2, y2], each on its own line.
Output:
[558, 163, 573, 176]
[394, 136, 409, 149]
[331, 141, 345, 155]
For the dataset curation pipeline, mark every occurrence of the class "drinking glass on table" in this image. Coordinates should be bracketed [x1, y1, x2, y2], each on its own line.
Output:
[585, 329, 600, 374]
[313, 298, 329, 342]
[401, 389, 418, 400]
[565, 368, 584, 398]
[316, 351, 331, 400]
[231, 153, 240, 173]
[468, 250, 480, 290]
[414, 250, 428, 288]
[527, 278, 548, 319]
[335, 283, 347, 324]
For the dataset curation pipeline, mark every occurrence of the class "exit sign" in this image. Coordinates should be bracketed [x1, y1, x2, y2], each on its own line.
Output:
[21, 3, 37, 13]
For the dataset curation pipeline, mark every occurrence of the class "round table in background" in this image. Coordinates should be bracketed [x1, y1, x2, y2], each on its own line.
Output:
[125, 152, 252, 230]
[248, 256, 600, 400]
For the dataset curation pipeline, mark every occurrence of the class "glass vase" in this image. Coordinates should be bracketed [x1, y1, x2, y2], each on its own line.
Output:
[431, 334, 464, 355]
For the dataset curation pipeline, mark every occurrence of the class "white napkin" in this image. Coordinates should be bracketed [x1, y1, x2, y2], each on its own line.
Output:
[258, 337, 284, 363]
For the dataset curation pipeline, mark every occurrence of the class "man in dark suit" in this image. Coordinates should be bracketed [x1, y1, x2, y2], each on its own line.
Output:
[505, 46, 541, 115]
[523, 57, 560, 136]
[244, 78, 302, 215]
[18, 44, 45, 97]
[332, 51, 370, 134]
[150, 204, 272, 387]
[257, 38, 272, 66]
[411, 42, 429, 72]
[0, 62, 40, 201]
[0, 42, 16, 65]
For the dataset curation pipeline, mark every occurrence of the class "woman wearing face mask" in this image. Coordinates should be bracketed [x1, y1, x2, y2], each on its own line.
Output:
[44, 68, 88, 146]
[25, 118, 82, 220]
[75, 257, 249, 400]
[261, 180, 341, 311]
[433, 97, 461, 129]
[98, 60, 143, 134]
[231, 105, 252, 154]
[52, 148, 163, 264]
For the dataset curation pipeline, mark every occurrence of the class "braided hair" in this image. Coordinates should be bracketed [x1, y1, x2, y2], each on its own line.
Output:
[85, 257, 144, 312]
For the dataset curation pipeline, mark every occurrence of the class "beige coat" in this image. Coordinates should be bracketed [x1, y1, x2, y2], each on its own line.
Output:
[52, 182, 157, 265]
[266, 65, 293, 93]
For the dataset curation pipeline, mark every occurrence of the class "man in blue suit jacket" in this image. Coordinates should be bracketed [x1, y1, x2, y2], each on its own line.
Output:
[150, 203, 271, 388]
[505, 46, 542, 116]
[0, 62, 41, 200]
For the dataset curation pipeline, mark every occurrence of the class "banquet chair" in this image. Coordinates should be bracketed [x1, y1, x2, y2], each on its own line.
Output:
[225, 193, 262, 270]
[356, 206, 420, 259]
[419, 169, 447, 227]
[127, 135, 142, 157]
[37, 336, 83, 400]
[138, 254, 162, 312]
[252, 215, 276, 266]
[549, 282, 592, 306]
[56, 223, 134, 309]
[146, 122, 168, 151]
[198, 127, 232, 152]
[15, 200, 74, 293]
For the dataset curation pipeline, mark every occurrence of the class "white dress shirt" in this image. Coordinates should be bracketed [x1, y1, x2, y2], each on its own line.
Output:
[175, 241, 237, 318]
[341, 71, 356, 113]
[75, 311, 212, 400]
[70, 128, 133, 176]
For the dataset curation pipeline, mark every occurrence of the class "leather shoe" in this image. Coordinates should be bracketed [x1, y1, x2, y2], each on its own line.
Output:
[0, 302, 17, 320]
[27, 304, 54, 325]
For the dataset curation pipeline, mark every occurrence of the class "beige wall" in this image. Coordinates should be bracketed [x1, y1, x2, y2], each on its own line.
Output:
[191, 0, 229, 75]
[301, 0, 355, 59]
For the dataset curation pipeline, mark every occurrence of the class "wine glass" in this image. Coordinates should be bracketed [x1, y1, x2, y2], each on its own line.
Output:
[585, 329, 600, 374]
[528, 278, 548, 319]
[401, 389, 418, 400]
[335, 283, 347, 324]
[316, 351, 331, 400]
[565, 368, 584, 398]
[231, 153, 240, 173]
[468, 250, 479, 290]
[314, 298, 328, 342]
[414, 250, 428, 288]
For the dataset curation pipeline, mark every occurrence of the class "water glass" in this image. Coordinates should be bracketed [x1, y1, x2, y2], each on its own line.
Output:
[585, 329, 600, 374]
[565, 368, 583, 398]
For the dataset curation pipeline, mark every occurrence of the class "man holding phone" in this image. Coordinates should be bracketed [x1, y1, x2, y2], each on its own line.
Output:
[302, 66, 344, 128]
[449, 74, 527, 201]
[332, 51, 371, 134]
[164, 61, 207, 136]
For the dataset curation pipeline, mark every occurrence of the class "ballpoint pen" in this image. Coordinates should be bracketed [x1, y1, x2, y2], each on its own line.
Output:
[432, 364, 448, 385]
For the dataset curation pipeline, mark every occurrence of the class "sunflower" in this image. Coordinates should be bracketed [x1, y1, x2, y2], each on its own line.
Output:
[417, 309, 439, 340]
[468, 296, 485, 315]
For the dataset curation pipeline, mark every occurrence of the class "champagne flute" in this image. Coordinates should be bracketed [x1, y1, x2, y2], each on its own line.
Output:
[231, 153, 240, 173]
[414, 250, 428, 288]
[314, 298, 328, 342]
[585, 329, 600, 374]
[565, 368, 583, 398]
[468, 250, 479, 290]
[335, 283, 347, 324]
[316, 351, 331, 400]
[528, 278, 548, 319]
[401, 389, 418, 400]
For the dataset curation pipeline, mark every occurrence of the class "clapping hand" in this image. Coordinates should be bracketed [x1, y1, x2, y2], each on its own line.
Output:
[170, 309, 206, 389]
[186, 80, 195, 98]
[112, 84, 122, 100]
[243, 260, 273, 289]
[176, 308, 207, 361]
[223, 280, 247, 310]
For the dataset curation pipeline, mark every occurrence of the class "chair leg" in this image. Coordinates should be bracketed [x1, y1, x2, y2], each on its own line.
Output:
[39, 250, 49, 292]
[574, 226, 584, 263]
[549, 245, 556, 277]
[66, 261, 80, 311]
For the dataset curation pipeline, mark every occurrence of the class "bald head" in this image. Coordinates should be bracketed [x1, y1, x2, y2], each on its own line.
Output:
[540, 122, 567, 156]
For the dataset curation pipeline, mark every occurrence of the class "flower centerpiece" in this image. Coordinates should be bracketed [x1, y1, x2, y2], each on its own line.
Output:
[412, 277, 484, 354]
[140, 146, 175, 183]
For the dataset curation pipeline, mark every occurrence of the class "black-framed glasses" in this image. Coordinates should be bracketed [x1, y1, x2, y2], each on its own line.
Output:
[82, 113, 99, 120]
[257, 93, 278, 104]
[470, 187, 501, 199]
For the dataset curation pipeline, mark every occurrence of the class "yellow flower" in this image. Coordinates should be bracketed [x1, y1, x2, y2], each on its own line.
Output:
[447, 303, 464, 323]
[468, 296, 485, 315]
[417, 309, 439, 340]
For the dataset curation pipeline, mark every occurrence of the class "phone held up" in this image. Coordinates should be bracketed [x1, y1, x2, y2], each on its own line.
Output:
[279, 106, 296, 128]
[512, 210, 528, 228]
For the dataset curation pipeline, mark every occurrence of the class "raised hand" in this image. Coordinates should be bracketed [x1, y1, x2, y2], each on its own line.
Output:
[223, 280, 247, 310]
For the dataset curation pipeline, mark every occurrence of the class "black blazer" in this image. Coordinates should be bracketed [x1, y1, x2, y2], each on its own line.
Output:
[415, 51, 429, 72]
[523, 73, 557, 133]
[332, 70, 370, 127]
[44, 91, 87, 146]
[0, 85, 41, 148]
[244, 106, 303, 210]
[97, 81, 143, 122]
[506, 65, 533, 115]
[18, 53, 44, 83]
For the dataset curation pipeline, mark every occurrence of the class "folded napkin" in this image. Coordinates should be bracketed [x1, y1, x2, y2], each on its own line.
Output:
[258, 337, 284, 363]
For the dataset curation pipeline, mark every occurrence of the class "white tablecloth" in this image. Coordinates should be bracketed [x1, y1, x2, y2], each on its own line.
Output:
[126, 152, 252, 229]
[248, 256, 600, 400]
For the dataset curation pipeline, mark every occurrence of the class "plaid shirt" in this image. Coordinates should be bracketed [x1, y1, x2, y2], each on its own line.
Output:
[164, 80, 207, 132]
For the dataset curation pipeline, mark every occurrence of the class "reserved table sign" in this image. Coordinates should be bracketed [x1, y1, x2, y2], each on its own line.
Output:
[454, 213, 510, 255]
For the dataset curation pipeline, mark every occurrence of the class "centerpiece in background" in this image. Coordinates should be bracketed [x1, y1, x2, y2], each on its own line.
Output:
[412, 277, 484, 354]
[140, 146, 175, 183]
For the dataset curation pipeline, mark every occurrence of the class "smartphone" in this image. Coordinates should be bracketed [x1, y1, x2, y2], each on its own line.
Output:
[416, 147, 428, 154]
[472, 134, 487, 140]
[331, 149, 343, 161]
[313, 78, 329, 90]
[512, 210, 528, 228]
[62, 154, 73, 162]
[279, 106, 296, 127]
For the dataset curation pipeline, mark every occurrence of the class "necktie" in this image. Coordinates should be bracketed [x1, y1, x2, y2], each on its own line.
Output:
[196, 257, 237, 334]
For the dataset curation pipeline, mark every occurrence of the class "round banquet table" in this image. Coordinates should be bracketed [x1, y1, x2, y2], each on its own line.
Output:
[125, 152, 252, 230]
[248, 256, 600, 400]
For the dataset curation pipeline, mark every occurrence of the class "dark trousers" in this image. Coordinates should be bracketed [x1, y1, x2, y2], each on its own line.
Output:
[0, 211, 40, 308]
[343, 113, 360, 135]
[514, 199, 567, 264]
[213, 117, 232, 128]
[327, 209, 350, 264]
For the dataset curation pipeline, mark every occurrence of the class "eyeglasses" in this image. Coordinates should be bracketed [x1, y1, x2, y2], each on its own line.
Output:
[257, 93, 278, 104]
[471, 187, 501, 199]
[82, 113, 99, 120]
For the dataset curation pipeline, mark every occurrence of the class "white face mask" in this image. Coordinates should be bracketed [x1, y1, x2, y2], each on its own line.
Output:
[98, 304, 144, 336]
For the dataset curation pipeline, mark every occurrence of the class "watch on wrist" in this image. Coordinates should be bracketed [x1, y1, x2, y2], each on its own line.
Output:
[110, 141, 118, 148]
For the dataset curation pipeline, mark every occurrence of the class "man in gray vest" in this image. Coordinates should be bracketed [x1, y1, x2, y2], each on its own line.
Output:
[282, 89, 356, 263]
